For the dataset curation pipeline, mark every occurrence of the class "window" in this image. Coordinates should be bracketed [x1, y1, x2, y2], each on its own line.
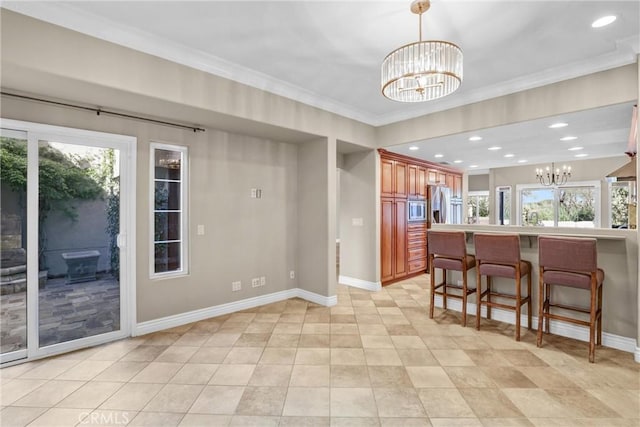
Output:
[609, 181, 631, 228]
[517, 181, 600, 228]
[467, 191, 489, 224]
[151, 143, 187, 277]
[496, 186, 511, 225]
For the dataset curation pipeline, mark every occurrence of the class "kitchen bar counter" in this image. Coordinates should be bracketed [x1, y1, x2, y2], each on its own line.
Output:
[430, 224, 638, 356]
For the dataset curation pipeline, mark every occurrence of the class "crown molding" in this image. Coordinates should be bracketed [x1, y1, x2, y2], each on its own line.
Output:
[3, 2, 638, 128]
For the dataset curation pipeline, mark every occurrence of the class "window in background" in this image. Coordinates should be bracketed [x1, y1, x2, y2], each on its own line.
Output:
[467, 191, 489, 224]
[517, 182, 600, 227]
[610, 181, 631, 228]
[496, 186, 511, 225]
[151, 143, 188, 277]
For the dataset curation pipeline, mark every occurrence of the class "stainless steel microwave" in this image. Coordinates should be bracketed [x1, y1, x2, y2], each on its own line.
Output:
[408, 200, 426, 222]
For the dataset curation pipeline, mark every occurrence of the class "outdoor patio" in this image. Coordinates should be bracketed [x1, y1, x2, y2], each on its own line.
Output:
[0, 275, 120, 354]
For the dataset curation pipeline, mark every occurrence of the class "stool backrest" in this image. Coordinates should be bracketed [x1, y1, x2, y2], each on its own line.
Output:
[538, 235, 597, 273]
[474, 233, 521, 264]
[428, 230, 467, 258]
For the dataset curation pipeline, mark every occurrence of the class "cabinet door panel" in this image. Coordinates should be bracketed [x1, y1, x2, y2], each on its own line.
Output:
[453, 175, 462, 198]
[394, 200, 407, 278]
[418, 167, 427, 198]
[394, 162, 408, 198]
[381, 158, 394, 198]
[381, 199, 394, 282]
[408, 165, 418, 196]
[427, 169, 438, 184]
[446, 173, 454, 190]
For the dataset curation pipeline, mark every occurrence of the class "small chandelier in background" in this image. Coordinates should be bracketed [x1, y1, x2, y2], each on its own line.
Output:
[381, 0, 463, 102]
[536, 163, 571, 186]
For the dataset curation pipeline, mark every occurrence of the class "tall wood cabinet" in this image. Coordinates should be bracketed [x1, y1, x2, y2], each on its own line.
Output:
[379, 149, 463, 285]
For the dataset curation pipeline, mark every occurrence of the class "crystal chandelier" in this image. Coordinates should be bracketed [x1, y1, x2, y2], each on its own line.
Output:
[381, 0, 463, 102]
[536, 163, 571, 186]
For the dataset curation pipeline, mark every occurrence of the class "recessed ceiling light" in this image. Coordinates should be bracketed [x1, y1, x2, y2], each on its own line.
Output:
[469, 164, 479, 168]
[560, 136, 578, 141]
[453, 160, 463, 164]
[549, 122, 568, 129]
[568, 146, 584, 151]
[504, 153, 515, 158]
[488, 146, 502, 151]
[575, 153, 589, 157]
[409, 146, 419, 151]
[469, 136, 482, 141]
[592, 15, 616, 28]
[517, 159, 528, 163]
[434, 154, 444, 158]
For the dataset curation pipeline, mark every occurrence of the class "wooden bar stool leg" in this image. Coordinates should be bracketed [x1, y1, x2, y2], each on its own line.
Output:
[461, 269, 468, 327]
[486, 276, 492, 320]
[589, 277, 597, 363]
[515, 275, 521, 341]
[544, 282, 551, 334]
[536, 270, 544, 347]
[597, 283, 603, 346]
[476, 271, 482, 330]
[527, 271, 532, 330]
[429, 257, 435, 319]
[442, 269, 448, 310]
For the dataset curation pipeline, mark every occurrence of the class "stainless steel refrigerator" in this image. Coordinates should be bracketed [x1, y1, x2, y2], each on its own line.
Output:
[429, 185, 462, 224]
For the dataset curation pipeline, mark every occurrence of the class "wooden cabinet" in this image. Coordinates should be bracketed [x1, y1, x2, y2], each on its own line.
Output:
[418, 167, 427, 198]
[381, 198, 407, 282]
[453, 175, 462, 198]
[407, 221, 427, 274]
[427, 169, 438, 184]
[381, 158, 408, 198]
[379, 149, 461, 284]
[408, 165, 427, 199]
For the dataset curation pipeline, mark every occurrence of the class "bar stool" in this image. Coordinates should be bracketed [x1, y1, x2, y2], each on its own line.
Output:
[537, 235, 604, 363]
[427, 230, 476, 326]
[473, 233, 532, 341]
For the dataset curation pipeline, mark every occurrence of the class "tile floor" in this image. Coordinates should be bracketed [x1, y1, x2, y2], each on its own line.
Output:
[1, 275, 639, 427]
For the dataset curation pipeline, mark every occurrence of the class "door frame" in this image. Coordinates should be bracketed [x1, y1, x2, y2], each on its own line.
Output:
[0, 118, 137, 363]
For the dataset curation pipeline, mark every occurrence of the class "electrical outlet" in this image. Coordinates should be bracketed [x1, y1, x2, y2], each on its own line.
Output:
[250, 188, 257, 198]
[232, 281, 241, 292]
[260, 276, 266, 286]
[197, 224, 205, 235]
[289, 270, 295, 279]
[252, 278, 260, 288]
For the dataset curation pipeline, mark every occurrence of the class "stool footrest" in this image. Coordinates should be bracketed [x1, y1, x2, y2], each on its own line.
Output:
[547, 302, 592, 315]
[481, 300, 529, 311]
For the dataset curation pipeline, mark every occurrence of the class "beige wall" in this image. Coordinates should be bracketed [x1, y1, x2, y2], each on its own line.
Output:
[338, 149, 378, 284]
[0, 97, 301, 322]
[469, 174, 490, 192]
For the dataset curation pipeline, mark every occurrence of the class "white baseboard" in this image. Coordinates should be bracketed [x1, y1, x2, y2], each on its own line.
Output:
[134, 287, 335, 336]
[338, 275, 381, 292]
[433, 296, 638, 354]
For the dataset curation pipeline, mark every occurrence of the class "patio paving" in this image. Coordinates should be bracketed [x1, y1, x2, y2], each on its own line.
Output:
[0, 274, 120, 354]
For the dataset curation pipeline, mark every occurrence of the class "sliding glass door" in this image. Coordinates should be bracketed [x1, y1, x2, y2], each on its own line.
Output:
[0, 129, 29, 363]
[0, 120, 135, 363]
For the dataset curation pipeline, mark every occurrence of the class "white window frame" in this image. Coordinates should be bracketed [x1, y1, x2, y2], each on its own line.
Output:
[608, 180, 632, 228]
[150, 142, 188, 279]
[467, 190, 489, 224]
[516, 180, 601, 227]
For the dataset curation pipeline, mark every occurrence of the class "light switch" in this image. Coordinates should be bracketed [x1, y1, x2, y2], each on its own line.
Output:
[352, 218, 364, 226]
[197, 224, 205, 235]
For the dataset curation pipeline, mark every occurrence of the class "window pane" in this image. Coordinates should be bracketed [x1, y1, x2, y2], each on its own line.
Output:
[558, 186, 596, 227]
[154, 149, 181, 180]
[154, 212, 181, 241]
[521, 188, 554, 226]
[154, 242, 181, 273]
[154, 181, 181, 210]
[611, 183, 629, 228]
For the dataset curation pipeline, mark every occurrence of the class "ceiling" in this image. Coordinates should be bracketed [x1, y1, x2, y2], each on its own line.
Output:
[2, 1, 639, 172]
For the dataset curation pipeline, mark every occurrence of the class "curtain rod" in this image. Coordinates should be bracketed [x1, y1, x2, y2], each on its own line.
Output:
[1, 92, 205, 133]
